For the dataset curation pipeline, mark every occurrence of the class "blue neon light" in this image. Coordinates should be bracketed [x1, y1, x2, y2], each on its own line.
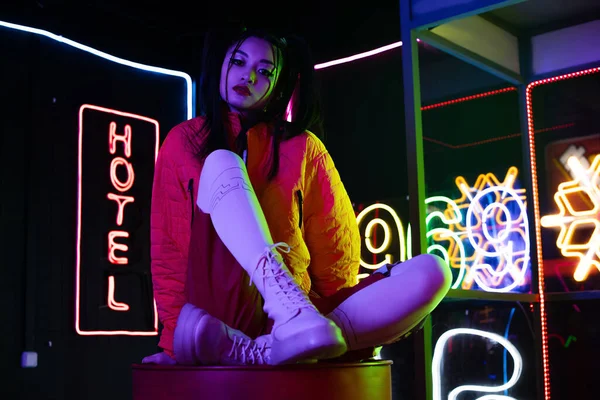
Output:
[504, 307, 516, 395]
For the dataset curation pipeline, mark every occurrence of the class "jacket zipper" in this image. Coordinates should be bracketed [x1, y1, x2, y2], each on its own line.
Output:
[296, 190, 303, 229]
[188, 179, 194, 226]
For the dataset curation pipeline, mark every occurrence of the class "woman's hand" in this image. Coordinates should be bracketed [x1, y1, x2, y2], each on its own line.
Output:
[142, 351, 177, 365]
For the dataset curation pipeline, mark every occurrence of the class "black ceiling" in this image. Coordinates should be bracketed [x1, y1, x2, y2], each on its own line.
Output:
[485, 0, 600, 34]
[1, 0, 403, 72]
[2, 0, 598, 74]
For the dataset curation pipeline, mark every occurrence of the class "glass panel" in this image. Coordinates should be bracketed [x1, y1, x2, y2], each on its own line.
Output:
[421, 52, 530, 293]
[546, 299, 600, 398]
[430, 302, 538, 400]
[318, 41, 410, 282]
[530, 69, 600, 292]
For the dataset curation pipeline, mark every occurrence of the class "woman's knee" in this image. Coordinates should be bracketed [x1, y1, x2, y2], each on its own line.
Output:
[400, 254, 452, 299]
[198, 150, 248, 213]
[421, 254, 452, 298]
[203, 149, 244, 171]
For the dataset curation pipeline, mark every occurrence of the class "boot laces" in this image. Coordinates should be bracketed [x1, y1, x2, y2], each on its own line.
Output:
[250, 243, 312, 310]
[228, 335, 269, 365]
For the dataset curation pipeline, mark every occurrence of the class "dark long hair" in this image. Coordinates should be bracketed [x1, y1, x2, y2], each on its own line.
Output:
[196, 28, 323, 180]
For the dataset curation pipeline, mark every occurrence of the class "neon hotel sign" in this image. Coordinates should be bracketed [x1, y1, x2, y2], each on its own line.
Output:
[76, 104, 159, 336]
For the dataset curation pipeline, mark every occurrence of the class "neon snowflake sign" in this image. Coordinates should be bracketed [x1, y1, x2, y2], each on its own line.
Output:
[541, 155, 600, 282]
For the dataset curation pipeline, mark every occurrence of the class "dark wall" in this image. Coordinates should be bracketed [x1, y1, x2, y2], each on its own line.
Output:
[318, 48, 408, 204]
[317, 44, 511, 205]
[1, 27, 187, 400]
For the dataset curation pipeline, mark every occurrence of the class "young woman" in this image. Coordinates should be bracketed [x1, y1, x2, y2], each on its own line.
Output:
[142, 28, 451, 366]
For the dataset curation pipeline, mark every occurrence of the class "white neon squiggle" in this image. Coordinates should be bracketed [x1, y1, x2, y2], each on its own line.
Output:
[432, 328, 523, 400]
[427, 228, 466, 289]
[0, 20, 194, 120]
[426, 196, 463, 225]
[425, 196, 466, 289]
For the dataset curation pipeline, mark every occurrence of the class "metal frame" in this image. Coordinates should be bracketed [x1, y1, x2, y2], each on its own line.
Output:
[399, 0, 600, 399]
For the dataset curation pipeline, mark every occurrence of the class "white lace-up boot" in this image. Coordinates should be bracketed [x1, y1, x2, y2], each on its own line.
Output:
[248, 243, 347, 364]
[196, 150, 347, 365]
[174, 304, 272, 366]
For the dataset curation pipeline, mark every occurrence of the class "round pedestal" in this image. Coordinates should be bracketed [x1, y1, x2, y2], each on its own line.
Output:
[132, 360, 392, 400]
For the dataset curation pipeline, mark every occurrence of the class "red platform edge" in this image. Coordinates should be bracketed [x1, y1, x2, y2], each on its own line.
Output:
[132, 360, 393, 400]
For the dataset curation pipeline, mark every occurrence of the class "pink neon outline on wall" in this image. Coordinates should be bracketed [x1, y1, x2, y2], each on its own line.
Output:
[77, 104, 159, 336]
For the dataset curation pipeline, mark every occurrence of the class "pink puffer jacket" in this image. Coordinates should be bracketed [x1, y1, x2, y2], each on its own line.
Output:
[150, 113, 360, 355]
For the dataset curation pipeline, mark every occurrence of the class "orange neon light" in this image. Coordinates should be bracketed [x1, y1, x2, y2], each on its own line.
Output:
[107, 193, 135, 226]
[107, 275, 130, 311]
[76, 104, 160, 336]
[110, 157, 135, 192]
[526, 66, 600, 399]
[108, 231, 129, 265]
[541, 155, 600, 282]
[109, 122, 132, 158]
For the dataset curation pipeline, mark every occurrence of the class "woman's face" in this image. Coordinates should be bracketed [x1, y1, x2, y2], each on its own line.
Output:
[220, 36, 280, 115]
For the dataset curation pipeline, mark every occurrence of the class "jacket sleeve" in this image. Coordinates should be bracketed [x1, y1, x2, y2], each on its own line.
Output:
[303, 139, 360, 297]
[150, 130, 191, 357]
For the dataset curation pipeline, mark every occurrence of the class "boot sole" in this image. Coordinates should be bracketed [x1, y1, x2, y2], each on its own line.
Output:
[174, 303, 206, 365]
[270, 322, 347, 365]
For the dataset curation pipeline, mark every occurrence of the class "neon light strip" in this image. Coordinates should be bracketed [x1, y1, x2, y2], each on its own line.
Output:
[77, 104, 160, 336]
[421, 87, 517, 110]
[425, 196, 462, 225]
[432, 328, 523, 400]
[314, 41, 403, 70]
[0, 20, 194, 120]
[525, 66, 600, 400]
[426, 228, 466, 289]
[504, 308, 516, 396]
